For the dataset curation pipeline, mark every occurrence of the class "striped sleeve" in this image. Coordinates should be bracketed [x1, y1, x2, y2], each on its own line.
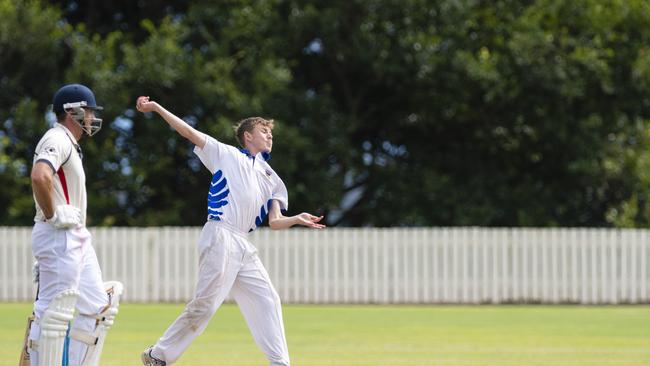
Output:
[33, 131, 72, 173]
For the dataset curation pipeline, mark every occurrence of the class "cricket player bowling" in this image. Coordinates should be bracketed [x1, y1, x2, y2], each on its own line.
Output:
[136, 96, 325, 366]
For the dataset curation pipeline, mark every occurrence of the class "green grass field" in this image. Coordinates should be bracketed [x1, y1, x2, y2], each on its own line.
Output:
[0, 303, 648, 366]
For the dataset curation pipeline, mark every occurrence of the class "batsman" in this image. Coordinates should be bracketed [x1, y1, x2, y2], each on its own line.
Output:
[23, 84, 123, 366]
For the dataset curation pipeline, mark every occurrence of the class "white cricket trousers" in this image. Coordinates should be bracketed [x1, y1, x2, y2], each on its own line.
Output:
[29, 222, 108, 366]
[152, 221, 290, 365]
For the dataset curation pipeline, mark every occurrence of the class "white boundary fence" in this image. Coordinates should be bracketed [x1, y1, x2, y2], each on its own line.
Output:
[0, 227, 649, 304]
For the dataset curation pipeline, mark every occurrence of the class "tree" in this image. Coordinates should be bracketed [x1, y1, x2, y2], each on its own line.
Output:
[3, 0, 650, 227]
[0, 0, 69, 224]
[273, 0, 650, 226]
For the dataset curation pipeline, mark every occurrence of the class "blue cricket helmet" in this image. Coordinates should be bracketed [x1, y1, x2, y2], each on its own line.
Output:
[52, 84, 103, 114]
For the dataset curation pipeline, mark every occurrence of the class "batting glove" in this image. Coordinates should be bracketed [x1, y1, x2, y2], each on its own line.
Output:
[32, 261, 39, 283]
[46, 204, 82, 229]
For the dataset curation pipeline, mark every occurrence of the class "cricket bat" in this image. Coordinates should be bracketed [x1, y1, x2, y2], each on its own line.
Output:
[19, 315, 34, 366]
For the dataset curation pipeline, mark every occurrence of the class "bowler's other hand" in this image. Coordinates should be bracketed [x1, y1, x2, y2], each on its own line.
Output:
[136, 96, 158, 113]
[296, 213, 325, 229]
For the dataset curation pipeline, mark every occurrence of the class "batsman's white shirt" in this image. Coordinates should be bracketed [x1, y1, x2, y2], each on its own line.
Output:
[194, 134, 288, 232]
[29, 123, 107, 366]
[32, 123, 87, 225]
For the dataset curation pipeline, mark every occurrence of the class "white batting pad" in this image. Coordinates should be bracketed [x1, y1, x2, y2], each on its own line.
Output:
[37, 288, 79, 366]
[73, 281, 123, 366]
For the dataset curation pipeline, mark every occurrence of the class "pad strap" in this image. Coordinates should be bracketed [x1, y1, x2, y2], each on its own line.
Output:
[29, 339, 39, 350]
[79, 284, 118, 323]
[70, 329, 99, 345]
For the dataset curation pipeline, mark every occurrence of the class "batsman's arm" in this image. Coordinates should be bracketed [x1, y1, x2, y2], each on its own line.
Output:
[136, 96, 206, 149]
[31, 163, 55, 219]
[268, 200, 325, 230]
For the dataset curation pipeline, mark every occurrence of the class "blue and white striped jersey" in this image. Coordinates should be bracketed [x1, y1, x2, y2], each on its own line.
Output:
[193, 135, 288, 233]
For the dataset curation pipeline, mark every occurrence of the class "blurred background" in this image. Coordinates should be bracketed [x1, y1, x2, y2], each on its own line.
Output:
[3, 0, 650, 228]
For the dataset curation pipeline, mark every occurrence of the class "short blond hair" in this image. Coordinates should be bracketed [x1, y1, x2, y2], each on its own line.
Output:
[234, 117, 274, 147]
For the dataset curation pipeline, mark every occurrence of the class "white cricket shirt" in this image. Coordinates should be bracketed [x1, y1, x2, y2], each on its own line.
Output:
[32, 123, 88, 225]
[194, 135, 288, 233]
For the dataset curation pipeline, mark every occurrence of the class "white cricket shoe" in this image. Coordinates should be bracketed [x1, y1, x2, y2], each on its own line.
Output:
[141, 346, 166, 366]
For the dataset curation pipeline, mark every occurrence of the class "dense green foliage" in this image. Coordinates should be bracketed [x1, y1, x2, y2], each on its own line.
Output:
[2, 0, 650, 227]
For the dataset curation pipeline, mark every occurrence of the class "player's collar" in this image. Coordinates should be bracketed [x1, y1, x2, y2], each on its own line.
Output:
[239, 148, 271, 162]
[55, 123, 78, 142]
[55, 123, 84, 159]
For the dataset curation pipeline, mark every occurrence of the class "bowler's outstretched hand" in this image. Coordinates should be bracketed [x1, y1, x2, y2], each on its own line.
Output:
[296, 213, 326, 229]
